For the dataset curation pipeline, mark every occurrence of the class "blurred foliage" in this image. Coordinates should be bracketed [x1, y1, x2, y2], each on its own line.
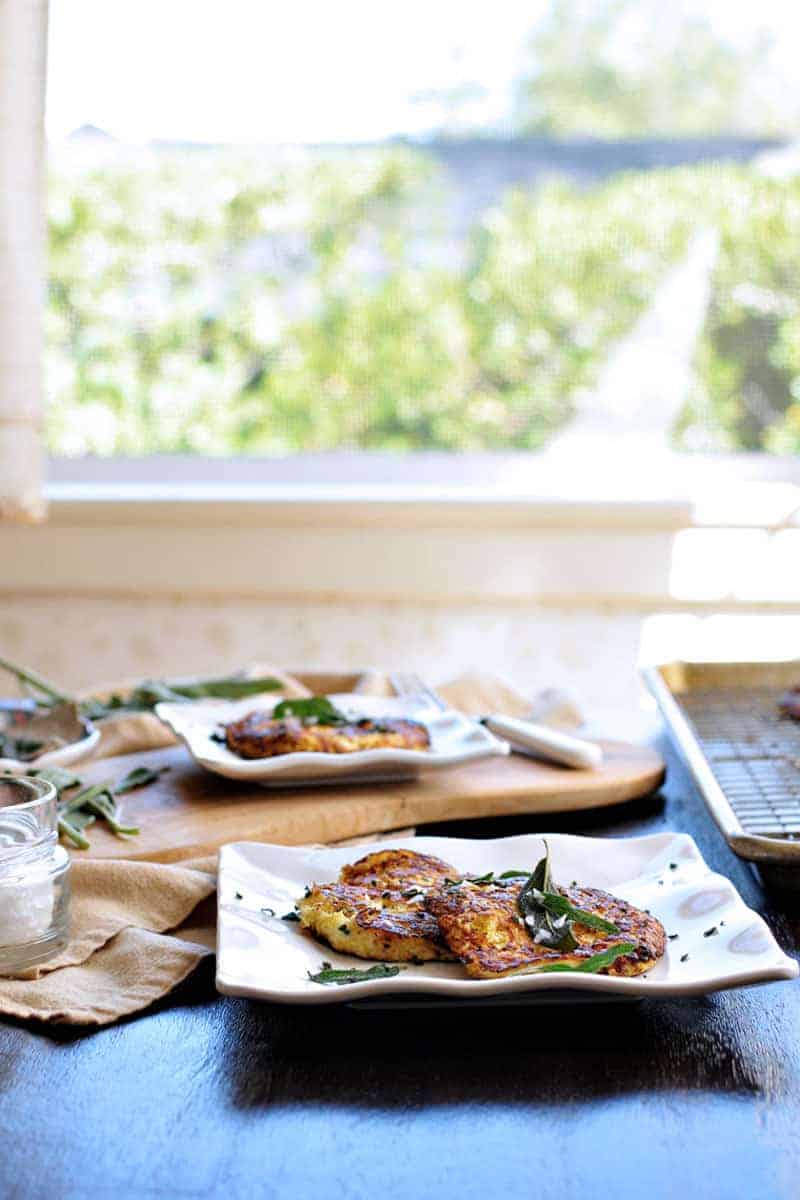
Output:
[47, 146, 800, 458]
[514, 0, 787, 138]
[675, 168, 800, 454]
[46, 147, 695, 456]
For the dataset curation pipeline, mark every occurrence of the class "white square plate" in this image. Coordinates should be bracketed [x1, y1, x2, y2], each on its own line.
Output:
[216, 832, 799, 1005]
[156, 693, 507, 786]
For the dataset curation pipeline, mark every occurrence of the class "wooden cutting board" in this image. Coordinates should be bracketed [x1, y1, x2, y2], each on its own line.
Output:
[72, 740, 665, 863]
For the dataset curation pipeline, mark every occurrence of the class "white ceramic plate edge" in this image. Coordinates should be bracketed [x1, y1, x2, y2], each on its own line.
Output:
[216, 832, 799, 1005]
[0, 726, 101, 773]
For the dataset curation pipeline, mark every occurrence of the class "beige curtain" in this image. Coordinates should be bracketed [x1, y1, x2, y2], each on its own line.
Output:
[0, 0, 47, 522]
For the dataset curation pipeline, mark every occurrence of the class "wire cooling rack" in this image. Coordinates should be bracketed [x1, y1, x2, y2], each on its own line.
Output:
[680, 687, 800, 839]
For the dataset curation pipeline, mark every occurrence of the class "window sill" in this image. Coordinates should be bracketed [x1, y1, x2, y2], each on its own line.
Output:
[44, 482, 692, 531]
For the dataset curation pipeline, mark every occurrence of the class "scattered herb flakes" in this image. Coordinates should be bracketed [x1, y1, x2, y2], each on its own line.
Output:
[402, 888, 423, 899]
[680, 953, 690, 963]
[337, 924, 351, 935]
[234, 891, 243, 901]
[498, 869, 530, 880]
[281, 911, 301, 922]
[307, 961, 405, 986]
[469, 871, 495, 885]
[536, 942, 638, 975]
[261, 907, 276, 918]
[669, 862, 678, 871]
[720, 920, 726, 927]
[703, 926, 719, 938]
[668, 933, 679, 941]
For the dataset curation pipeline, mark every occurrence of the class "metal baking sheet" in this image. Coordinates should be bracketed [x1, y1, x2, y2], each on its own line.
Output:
[643, 660, 800, 875]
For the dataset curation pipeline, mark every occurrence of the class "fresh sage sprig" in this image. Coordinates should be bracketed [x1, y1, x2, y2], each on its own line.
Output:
[0, 655, 283, 722]
[518, 843, 578, 952]
[534, 943, 637, 974]
[80, 674, 284, 720]
[307, 961, 406, 986]
[0, 655, 71, 706]
[32, 762, 166, 848]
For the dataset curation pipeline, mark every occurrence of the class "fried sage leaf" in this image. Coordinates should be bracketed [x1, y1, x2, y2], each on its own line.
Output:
[272, 696, 349, 726]
[307, 961, 406, 986]
[533, 891, 620, 935]
[534, 942, 637, 974]
[518, 843, 578, 952]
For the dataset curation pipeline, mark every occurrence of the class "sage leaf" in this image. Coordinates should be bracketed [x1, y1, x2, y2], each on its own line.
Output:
[535, 891, 620, 935]
[173, 675, 283, 701]
[81, 673, 283, 720]
[307, 961, 406, 986]
[113, 765, 166, 794]
[57, 815, 91, 850]
[273, 696, 349, 726]
[535, 942, 637, 974]
[518, 842, 578, 952]
[0, 655, 72, 705]
[31, 765, 83, 795]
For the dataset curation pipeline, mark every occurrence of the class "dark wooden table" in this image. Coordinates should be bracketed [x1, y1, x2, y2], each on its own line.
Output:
[1, 734, 798, 1200]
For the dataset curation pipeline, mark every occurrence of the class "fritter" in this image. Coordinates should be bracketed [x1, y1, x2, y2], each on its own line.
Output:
[426, 879, 665, 979]
[224, 712, 430, 759]
[339, 848, 456, 892]
[297, 881, 455, 963]
[297, 849, 459, 963]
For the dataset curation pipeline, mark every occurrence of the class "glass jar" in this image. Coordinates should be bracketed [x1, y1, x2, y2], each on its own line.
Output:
[0, 776, 71, 974]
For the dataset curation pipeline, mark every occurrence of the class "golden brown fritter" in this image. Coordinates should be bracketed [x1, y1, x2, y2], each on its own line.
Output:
[426, 879, 665, 979]
[297, 882, 455, 963]
[297, 849, 460, 963]
[339, 848, 457, 892]
[224, 712, 430, 759]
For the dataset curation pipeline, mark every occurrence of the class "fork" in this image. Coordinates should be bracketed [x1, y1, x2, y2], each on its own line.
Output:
[390, 673, 603, 770]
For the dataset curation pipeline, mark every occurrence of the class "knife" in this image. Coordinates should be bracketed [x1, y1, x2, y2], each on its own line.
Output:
[390, 674, 603, 770]
[478, 712, 603, 769]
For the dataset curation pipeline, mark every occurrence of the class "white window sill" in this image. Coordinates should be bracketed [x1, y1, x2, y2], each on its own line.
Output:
[44, 482, 692, 531]
[0, 452, 794, 605]
[46, 450, 800, 530]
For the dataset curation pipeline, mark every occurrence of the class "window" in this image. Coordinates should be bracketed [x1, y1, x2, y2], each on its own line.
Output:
[44, 0, 800, 473]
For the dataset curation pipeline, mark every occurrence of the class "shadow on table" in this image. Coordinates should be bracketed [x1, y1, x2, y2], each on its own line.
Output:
[219, 977, 788, 1113]
[419, 787, 668, 841]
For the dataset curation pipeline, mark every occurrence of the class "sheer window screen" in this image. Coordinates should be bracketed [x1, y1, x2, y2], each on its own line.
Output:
[42, 2, 800, 465]
[0, 0, 47, 521]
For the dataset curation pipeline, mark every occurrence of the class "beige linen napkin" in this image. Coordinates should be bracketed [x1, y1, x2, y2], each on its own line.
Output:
[0, 857, 217, 1025]
[0, 668, 571, 1027]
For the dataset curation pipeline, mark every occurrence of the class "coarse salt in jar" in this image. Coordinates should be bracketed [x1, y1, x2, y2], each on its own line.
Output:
[0, 775, 70, 974]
